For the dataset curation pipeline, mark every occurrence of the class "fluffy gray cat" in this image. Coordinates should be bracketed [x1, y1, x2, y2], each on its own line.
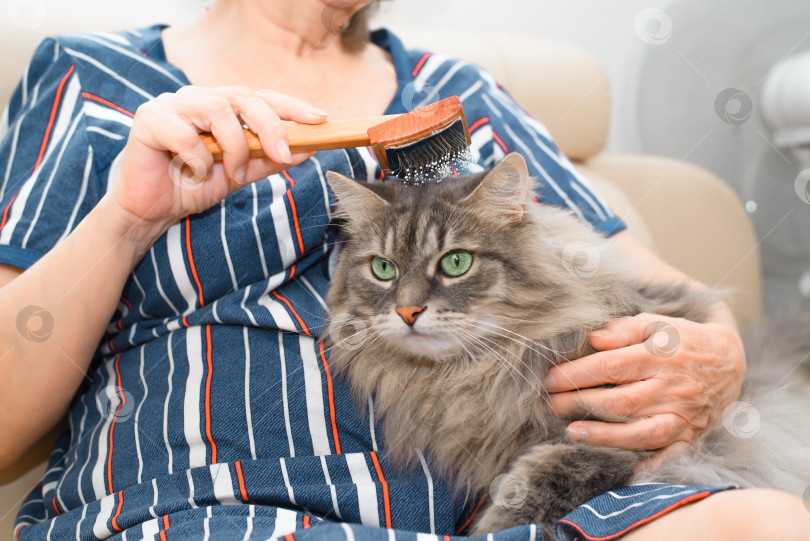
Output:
[323, 152, 810, 538]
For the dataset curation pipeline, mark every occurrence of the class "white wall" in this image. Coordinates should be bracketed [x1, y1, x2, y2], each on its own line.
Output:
[373, 0, 675, 152]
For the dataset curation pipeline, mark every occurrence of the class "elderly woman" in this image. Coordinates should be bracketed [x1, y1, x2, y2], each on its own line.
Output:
[0, 1, 807, 539]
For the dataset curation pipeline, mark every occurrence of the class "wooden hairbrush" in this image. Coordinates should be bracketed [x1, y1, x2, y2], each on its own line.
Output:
[199, 96, 471, 180]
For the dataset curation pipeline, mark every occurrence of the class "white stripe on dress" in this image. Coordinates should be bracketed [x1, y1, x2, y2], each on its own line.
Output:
[280, 457, 297, 506]
[75, 504, 87, 541]
[203, 506, 213, 541]
[368, 398, 378, 452]
[320, 455, 343, 519]
[166, 223, 198, 317]
[269, 181, 297, 269]
[134, 346, 148, 483]
[279, 332, 296, 457]
[140, 517, 160, 540]
[183, 325, 207, 469]
[149, 478, 159, 519]
[417, 450, 435, 534]
[186, 469, 199, 509]
[310, 155, 332, 220]
[219, 200, 239, 291]
[84, 102, 134, 127]
[86, 125, 125, 140]
[299, 335, 331, 456]
[341, 522, 357, 541]
[413, 54, 450, 92]
[210, 463, 240, 505]
[244, 326, 257, 459]
[250, 182, 270, 277]
[92, 491, 115, 538]
[150, 249, 180, 315]
[270, 507, 298, 539]
[63, 47, 155, 100]
[78, 34, 185, 86]
[299, 276, 328, 310]
[163, 332, 175, 473]
[90, 361, 116, 499]
[241, 505, 255, 541]
[580, 489, 697, 519]
[345, 452, 380, 527]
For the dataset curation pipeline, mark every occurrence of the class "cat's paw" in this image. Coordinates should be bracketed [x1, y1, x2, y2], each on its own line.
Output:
[470, 443, 638, 535]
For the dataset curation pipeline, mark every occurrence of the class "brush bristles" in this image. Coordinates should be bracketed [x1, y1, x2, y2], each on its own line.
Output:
[384, 118, 472, 184]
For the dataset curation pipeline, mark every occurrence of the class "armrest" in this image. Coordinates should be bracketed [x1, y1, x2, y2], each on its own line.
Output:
[584, 153, 762, 326]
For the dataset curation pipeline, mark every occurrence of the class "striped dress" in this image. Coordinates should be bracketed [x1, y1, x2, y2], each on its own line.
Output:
[2, 25, 731, 541]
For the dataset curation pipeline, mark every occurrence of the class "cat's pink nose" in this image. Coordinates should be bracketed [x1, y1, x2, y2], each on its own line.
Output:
[395, 306, 424, 326]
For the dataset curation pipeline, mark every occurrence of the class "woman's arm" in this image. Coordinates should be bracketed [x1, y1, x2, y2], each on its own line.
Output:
[543, 230, 746, 453]
[0, 198, 165, 468]
[0, 86, 326, 467]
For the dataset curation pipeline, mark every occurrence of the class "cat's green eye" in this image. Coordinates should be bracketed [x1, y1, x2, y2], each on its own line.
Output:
[371, 256, 397, 281]
[440, 251, 473, 277]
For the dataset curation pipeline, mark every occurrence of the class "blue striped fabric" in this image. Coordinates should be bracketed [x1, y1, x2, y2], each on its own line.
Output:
[2, 24, 722, 541]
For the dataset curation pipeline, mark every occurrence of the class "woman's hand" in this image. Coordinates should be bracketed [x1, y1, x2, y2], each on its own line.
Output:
[544, 312, 746, 454]
[108, 85, 326, 236]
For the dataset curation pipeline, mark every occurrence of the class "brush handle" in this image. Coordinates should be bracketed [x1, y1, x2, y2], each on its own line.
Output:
[200, 115, 402, 160]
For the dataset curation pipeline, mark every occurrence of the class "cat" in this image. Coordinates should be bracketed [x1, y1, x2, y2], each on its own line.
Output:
[323, 152, 810, 538]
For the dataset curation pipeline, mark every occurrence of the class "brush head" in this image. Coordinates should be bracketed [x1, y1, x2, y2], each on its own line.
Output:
[367, 96, 472, 183]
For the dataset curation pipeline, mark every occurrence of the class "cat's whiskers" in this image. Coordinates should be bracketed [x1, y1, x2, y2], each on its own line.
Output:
[453, 326, 553, 406]
[466, 316, 577, 356]
[451, 326, 526, 391]
[463, 318, 570, 371]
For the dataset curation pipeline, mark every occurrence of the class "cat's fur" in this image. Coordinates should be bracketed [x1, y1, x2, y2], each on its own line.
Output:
[323, 153, 810, 538]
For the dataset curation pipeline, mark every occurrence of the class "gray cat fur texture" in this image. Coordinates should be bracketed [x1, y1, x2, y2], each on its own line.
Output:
[323, 152, 810, 537]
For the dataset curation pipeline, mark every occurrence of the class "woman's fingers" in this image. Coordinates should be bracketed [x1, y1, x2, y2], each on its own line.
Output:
[589, 313, 681, 354]
[566, 413, 693, 451]
[549, 380, 663, 419]
[255, 89, 329, 124]
[544, 343, 659, 392]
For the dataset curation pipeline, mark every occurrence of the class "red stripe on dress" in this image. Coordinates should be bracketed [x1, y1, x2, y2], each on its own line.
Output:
[556, 490, 715, 541]
[468, 117, 490, 133]
[455, 497, 486, 534]
[52, 497, 61, 516]
[288, 264, 296, 280]
[492, 130, 508, 153]
[369, 451, 391, 528]
[159, 514, 170, 541]
[318, 341, 341, 454]
[81, 92, 134, 117]
[303, 515, 311, 529]
[111, 490, 124, 531]
[443, 536, 451, 541]
[107, 354, 124, 494]
[411, 52, 431, 77]
[271, 290, 311, 336]
[281, 170, 305, 256]
[234, 460, 255, 504]
[34, 64, 75, 172]
[204, 324, 217, 464]
[0, 191, 19, 233]
[184, 217, 205, 306]
[283, 534, 295, 541]
[120, 297, 133, 311]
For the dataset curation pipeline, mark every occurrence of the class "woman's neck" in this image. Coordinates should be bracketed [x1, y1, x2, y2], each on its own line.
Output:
[195, 0, 356, 59]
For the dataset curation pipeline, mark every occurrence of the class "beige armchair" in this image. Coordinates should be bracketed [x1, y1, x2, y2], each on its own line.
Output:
[0, 20, 761, 536]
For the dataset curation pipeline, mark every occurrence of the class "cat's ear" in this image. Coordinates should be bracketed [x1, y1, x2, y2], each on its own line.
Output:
[326, 171, 389, 220]
[462, 152, 530, 224]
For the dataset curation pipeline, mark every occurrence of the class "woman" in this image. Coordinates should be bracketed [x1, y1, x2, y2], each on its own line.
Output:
[0, 0, 807, 539]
